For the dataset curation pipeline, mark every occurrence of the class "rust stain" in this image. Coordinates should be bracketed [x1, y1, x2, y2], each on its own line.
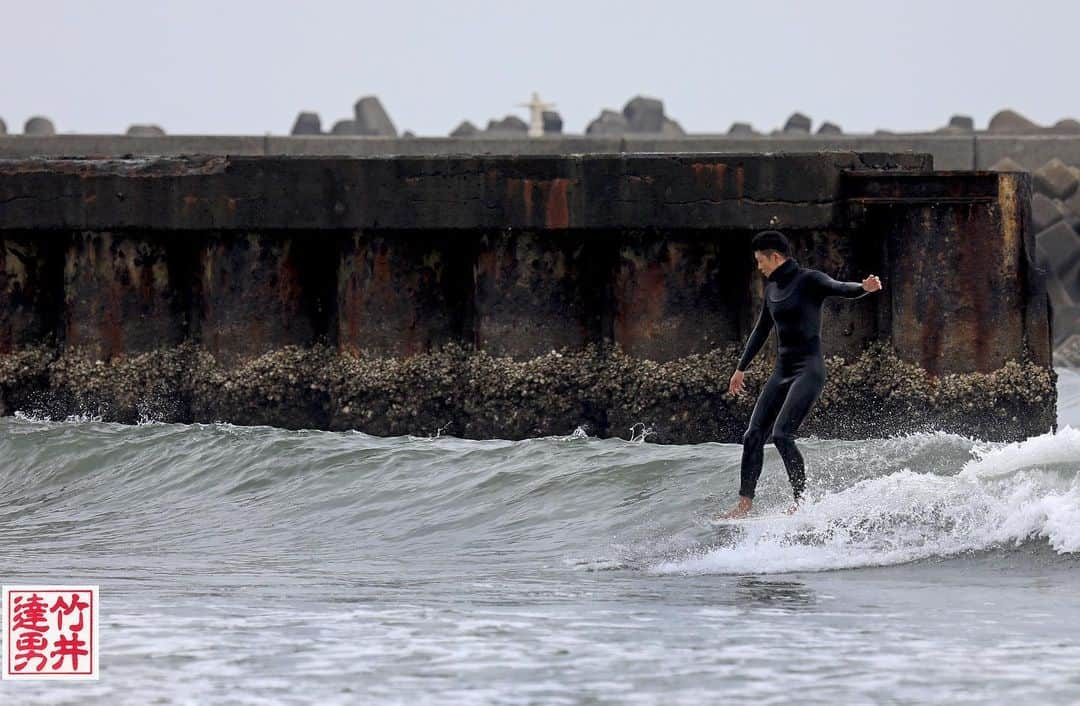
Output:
[371, 246, 392, 286]
[135, 246, 156, 301]
[338, 236, 364, 351]
[613, 249, 668, 348]
[99, 236, 125, 361]
[996, 173, 1020, 281]
[226, 197, 237, 214]
[83, 194, 97, 205]
[735, 166, 745, 198]
[691, 162, 728, 200]
[543, 178, 570, 229]
[277, 253, 303, 312]
[100, 304, 124, 360]
[522, 179, 534, 222]
[955, 204, 997, 372]
[504, 177, 537, 224]
[476, 248, 498, 286]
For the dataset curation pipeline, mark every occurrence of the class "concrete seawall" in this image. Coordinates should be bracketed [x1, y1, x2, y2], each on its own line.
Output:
[5, 132, 1080, 170]
[0, 152, 1056, 441]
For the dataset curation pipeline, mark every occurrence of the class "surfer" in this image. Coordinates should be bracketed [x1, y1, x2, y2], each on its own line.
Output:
[721, 230, 882, 519]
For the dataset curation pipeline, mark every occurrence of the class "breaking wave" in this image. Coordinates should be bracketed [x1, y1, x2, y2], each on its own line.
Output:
[1, 370, 1078, 580]
[646, 426, 1080, 575]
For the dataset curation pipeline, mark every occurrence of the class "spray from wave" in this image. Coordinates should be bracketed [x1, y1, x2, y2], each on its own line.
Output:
[646, 426, 1080, 575]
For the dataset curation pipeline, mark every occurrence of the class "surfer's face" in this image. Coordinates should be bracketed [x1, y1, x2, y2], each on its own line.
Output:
[754, 250, 787, 278]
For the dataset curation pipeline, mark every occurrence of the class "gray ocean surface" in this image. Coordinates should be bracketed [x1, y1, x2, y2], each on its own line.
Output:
[2, 368, 1080, 705]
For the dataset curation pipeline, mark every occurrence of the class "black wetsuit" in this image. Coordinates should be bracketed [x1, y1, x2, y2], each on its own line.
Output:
[735, 257, 871, 501]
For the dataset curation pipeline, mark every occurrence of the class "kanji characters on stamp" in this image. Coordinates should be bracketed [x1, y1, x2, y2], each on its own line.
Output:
[2, 585, 99, 680]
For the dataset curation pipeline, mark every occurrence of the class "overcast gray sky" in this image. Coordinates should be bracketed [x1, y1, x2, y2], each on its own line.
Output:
[2, 0, 1075, 136]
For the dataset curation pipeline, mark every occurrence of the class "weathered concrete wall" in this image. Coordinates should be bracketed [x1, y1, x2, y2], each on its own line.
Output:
[0, 133, 977, 168]
[0, 153, 1056, 442]
[3, 123, 1075, 361]
[6, 132, 1080, 171]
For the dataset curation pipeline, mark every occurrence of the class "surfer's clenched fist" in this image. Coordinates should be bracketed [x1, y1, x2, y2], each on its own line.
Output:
[862, 274, 883, 292]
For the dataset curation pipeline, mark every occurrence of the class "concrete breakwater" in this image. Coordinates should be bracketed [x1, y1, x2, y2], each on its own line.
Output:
[0, 152, 1056, 441]
[2, 129, 1079, 360]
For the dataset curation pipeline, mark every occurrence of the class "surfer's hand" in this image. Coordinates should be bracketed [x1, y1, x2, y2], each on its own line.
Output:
[861, 274, 883, 292]
[729, 370, 745, 396]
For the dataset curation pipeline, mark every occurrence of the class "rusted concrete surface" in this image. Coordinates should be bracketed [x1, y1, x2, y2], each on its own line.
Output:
[0, 153, 929, 232]
[845, 171, 1050, 374]
[613, 234, 749, 361]
[196, 233, 336, 364]
[0, 235, 61, 354]
[337, 231, 468, 357]
[62, 232, 184, 361]
[0, 153, 1056, 441]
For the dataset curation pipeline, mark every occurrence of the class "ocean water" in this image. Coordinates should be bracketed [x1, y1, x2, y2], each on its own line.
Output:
[1, 368, 1079, 705]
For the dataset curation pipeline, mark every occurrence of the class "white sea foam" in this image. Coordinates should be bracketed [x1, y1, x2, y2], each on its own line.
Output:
[650, 427, 1080, 575]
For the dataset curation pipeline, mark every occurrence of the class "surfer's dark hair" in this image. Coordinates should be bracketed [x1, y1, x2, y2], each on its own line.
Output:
[751, 230, 791, 257]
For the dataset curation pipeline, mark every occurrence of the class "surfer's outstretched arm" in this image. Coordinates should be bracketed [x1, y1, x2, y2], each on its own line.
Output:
[811, 271, 881, 301]
[736, 303, 774, 372]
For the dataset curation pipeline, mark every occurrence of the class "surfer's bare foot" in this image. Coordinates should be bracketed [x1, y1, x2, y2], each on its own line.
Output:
[720, 496, 752, 519]
[784, 502, 799, 515]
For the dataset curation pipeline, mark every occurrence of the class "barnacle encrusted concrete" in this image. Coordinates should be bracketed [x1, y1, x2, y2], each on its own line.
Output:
[0, 341, 1056, 443]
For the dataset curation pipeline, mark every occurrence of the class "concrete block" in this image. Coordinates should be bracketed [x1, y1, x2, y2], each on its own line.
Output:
[949, 115, 975, 131]
[1035, 221, 1080, 279]
[1052, 301, 1080, 345]
[623, 96, 665, 133]
[1049, 118, 1080, 135]
[1034, 158, 1078, 199]
[989, 156, 1025, 172]
[1031, 193, 1065, 232]
[586, 109, 629, 136]
[784, 112, 812, 133]
[542, 111, 563, 134]
[1062, 189, 1080, 223]
[976, 136, 1080, 170]
[126, 124, 166, 136]
[988, 109, 1040, 133]
[1054, 333, 1080, 366]
[450, 120, 479, 137]
[24, 116, 55, 136]
[291, 112, 322, 135]
[485, 115, 527, 134]
[353, 96, 397, 137]
[331, 119, 356, 135]
[661, 117, 685, 136]
[1062, 258, 1080, 306]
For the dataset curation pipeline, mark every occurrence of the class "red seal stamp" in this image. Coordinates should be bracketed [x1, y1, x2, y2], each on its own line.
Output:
[2, 585, 99, 680]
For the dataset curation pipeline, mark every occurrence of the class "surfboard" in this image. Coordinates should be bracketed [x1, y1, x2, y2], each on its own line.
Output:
[707, 513, 804, 528]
